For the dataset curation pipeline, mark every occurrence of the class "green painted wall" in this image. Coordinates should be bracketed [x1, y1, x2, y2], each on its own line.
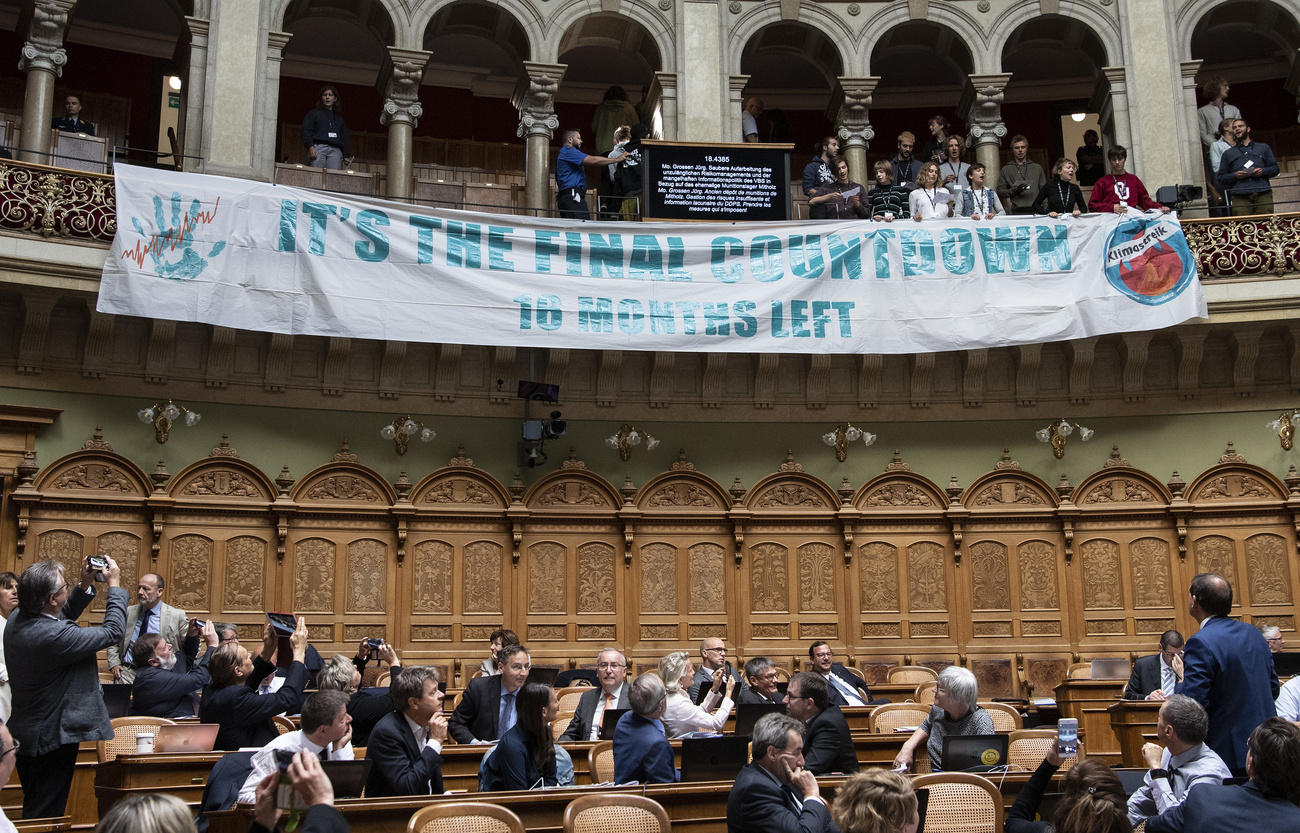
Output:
[4, 386, 1295, 493]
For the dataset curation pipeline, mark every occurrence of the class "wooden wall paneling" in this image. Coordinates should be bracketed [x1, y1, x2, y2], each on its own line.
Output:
[521, 457, 624, 666]
[288, 448, 399, 657]
[737, 455, 844, 662]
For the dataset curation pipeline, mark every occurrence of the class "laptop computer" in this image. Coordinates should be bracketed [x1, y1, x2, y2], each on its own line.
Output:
[680, 735, 750, 782]
[599, 708, 630, 740]
[733, 703, 785, 736]
[102, 684, 132, 719]
[1272, 651, 1300, 678]
[153, 723, 220, 754]
[321, 760, 371, 798]
[940, 734, 1008, 772]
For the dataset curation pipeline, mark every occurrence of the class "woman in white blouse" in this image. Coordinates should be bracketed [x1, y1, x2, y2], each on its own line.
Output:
[909, 163, 953, 221]
[658, 650, 735, 738]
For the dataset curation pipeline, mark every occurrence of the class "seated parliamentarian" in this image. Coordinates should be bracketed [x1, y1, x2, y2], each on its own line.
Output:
[831, 769, 918, 833]
[315, 639, 401, 747]
[1127, 695, 1230, 826]
[726, 712, 839, 833]
[199, 618, 309, 750]
[613, 671, 677, 784]
[249, 749, 349, 833]
[481, 682, 558, 790]
[449, 643, 531, 743]
[659, 650, 735, 738]
[892, 666, 993, 771]
[1147, 718, 1300, 833]
[738, 657, 784, 706]
[559, 648, 630, 742]
[1006, 745, 1131, 833]
[365, 666, 447, 797]
[130, 618, 219, 718]
[237, 689, 354, 804]
[785, 671, 858, 775]
[1125, 629, 1185, 701]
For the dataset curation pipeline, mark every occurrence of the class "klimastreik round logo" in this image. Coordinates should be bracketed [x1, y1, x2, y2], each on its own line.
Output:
[1103, 216, 1196, 306]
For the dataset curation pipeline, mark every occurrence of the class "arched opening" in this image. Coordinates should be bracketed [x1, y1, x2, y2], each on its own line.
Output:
[740, 21, 844, 153]
[554, 12, 662, 154]
[869, 22, 974, 171]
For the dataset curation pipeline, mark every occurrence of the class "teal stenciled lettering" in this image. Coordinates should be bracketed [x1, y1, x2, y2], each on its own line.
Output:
[487, 226, 515, 272]
[733, 301, 757, 337]
[703, 302, 730, 335]
[832, 301, 855, 337]
[710, 237, 745, 284]
[649, 300, 675, 334]
[589, 233, 624, 278]
[862, 229, 895, 278]
[1036, 224, 1072, 271]
[355, 209, 390, 263]
[789, 300, 810, 337]
[900, 230, 937, 277]
[751, 235, 784, 283]
[564, 232, 583, 277]
[666, 237, 691, 281]
[677, 301, 700, 335]
[789, 235, 825, 279]
[826, 233, 863, 280]
[940, 228, 976, 275]
[630, 235, 664, 280]
[534, 230, 560, 273]
[410, 215, 441, 264]
[446, 221, 481, 269]
[771, 301, 789, 338]
[810, 300, 832, 338]
[301, 202, 337, 255]
[535, 294, 562, 331]
[976, 226, 1031, 273]
[617, 299, 645, 334]
[578, 297, 613, 332]
[277, 200, 297, 252]
[514, 295, 532, 330]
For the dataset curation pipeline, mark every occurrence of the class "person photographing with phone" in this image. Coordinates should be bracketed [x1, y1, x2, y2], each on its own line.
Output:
[659, 650, 735, 738]
[201, 614, 310, 750]
[726, 712, 838, 833]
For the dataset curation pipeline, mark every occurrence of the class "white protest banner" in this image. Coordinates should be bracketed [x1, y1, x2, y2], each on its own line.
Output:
[98, 165, 1207, 355]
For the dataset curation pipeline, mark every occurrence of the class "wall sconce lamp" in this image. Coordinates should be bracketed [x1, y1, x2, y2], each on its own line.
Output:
[1268, 410, 1300, 450]
[137, 400, 201, 444]
[380, 416, 436, 455]
[605, 424, 660, 461]
[822, 423, 876, 462]
[1035, 418, 1095, 459]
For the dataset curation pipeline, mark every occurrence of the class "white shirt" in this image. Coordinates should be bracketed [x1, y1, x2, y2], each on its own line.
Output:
[0, 805, 13, 833]
[661, 689, 734, 738]
[824, 672, 866, 707]
[237, 729, 354, 804]
[742, 111, 758, 140]
[909, 187, 951, 220]
[1276, 676, 1300, 720]
[589, 683, 626, 741]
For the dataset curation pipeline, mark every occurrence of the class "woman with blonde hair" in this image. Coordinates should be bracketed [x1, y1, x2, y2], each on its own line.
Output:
[658, 650, 735, 738]
[909, 162, 953, 221]
[831, 769, 920, 833]
[96, 793, 195, 833]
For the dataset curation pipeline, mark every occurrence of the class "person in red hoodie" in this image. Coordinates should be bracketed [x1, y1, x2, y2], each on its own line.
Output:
[1088, 146, 1170, 215]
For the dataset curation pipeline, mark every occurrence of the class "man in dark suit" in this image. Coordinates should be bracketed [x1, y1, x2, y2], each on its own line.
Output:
[1125, 630, 1185, 700]
[739, 657, 785, 705]
[613, 671, 676, 784]
[130, 619, 219, 718]
[808, 641, 878, 707]
[1175, 573, 1278, 772]
[316, 639, 401, 747]
[51, 95, 94, 136]
[449, 644, 530, 743]
[560, 648, 630, 741]
[688, 637, 749, 702]
[7, 555, 127, 819]
[726, 712, 840, 833]
[200, 618, 310, 750]
[1147, 718, 1300, 832]
[784, 672, 858, 776]
[365, 666, 447, 796]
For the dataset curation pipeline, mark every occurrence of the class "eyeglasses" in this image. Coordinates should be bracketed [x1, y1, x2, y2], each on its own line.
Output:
[0, 738, 20, 758]
[596, 663, 626, 670]
[755, 671, 779, 680]
[704, 647, 727, 654]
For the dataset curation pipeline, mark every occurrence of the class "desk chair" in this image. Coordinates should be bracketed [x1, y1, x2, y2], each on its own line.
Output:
[563, 794, 671, 833]
[408, 802, 525, 833]
[912, 772, 1004, 833]
[97, 716, 176, 763]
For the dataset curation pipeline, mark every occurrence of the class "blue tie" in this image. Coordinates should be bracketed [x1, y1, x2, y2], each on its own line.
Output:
[500, 690, 517, 735]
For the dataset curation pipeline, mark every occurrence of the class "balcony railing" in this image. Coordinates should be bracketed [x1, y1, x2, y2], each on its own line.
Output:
[0, 158, 1295, 282]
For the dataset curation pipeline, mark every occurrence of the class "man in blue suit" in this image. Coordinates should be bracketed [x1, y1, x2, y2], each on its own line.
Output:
[1147, 718, 1300, 832]
[1174, 573, 1277, 773]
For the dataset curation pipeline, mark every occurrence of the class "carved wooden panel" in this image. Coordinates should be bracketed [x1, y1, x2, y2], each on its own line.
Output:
[1193, 535, 1237, 588]
[48, 462, 139, 493]
[175, 467, 269, 500]
[224, 536, 266, 611]
[969, 541, 1010, 610]
[89, 531, 141, 611]
[411, 625, 453, 640]
[1017, 540, 1059, 610]
[419, 476, 498, 506]
[751, 481, 833, 509]
[1194, 473, 1276, 501]
[577, 542, 616, 613]
[529, 625, 567, 640]
[293, 537, 336, 612]
[644, 481, 721, 507]
[1245, 533, 1291, 603]
[169, 534, 211, 612]
[971, 659, 1013, 698]
[863, 623, 902, 637]
[1081, 476, 1158, 504]
[641, 624, 679, 640]
[1135, 617, 1176, 635]
[579, 624, 616, 641]
[1022, 620, 1060, 636]
[969, 479, 1047, 506]
[800, 623, 837, 639]
[527, 541, 566, 613]
[749, 542, 789, 612]
[861, 480, 936, 507]
[1081, 539, 1123, 609]
[463, 541, 503, 614]
[860, 542, 899, 612]
[907, 541, 946, 611]
[911, 622, 948, 637]
[1025, 658, 1069, 695]
[346, 539, 386, 612]
[302, 474, 382, 503]
[412, 540, 452, 613]
[688, 543, 725, 613]
[38, 529, 83, 572]
[534, 481, 609, 506]
[640, 542, 678, 613]
[798, 543, 835, 612]
[344, 624, 386, 642]
[1129, 537, 1172, 608]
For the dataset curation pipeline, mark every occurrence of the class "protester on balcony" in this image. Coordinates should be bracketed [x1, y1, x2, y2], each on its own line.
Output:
[959, 163, 1004, 219]
[808, 156, 869, 220]
[866, 161, 910, 221]
[1197, 76, 1241, 151]
[1088, 146, 1168, 214]
[1075, 129, 1105, 186]
[803, 136, 841, 219]
[554, 129, 619, 220]
[1031, 158, 1086, 218]
[921, 115, 950, 164]
[51, 95, 94, 136]
[909, 163, 953, 221]
[301, 86, 349, 171]
[996, 135, 1046, 215]
[939, 135, 970, 194]
[1208, 117, 1238, 216]
[890, 131, 923, 190]
[1217, 119, 1278, 217]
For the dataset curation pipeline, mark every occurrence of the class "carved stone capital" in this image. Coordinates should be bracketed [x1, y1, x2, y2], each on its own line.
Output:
[266, 31, 293, 60]
[514, 61, 565, 140]
[20, 0, 73, 75]
[379, 47, 431, 128]
[18, 41, 65, 76]
[835, 76, 879, 149]
[964, 73, 1013, 147]
[185, 15, 210, 44]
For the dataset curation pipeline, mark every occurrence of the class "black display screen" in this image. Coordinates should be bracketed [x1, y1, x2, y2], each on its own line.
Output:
[642, 141, 792, 222]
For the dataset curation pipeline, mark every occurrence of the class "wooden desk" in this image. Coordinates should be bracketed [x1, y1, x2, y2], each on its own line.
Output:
[93, 752, 223, 817]
[1054, 680, 1125, 764]
[1108, 700, 1162, 767]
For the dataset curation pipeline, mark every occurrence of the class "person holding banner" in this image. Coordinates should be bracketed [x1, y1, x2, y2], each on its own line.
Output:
[803, 137, 840, 219]
[959, 163, 1004, 219]
[808, 156, 869, 220]
[1088, 146, 1169, 215]
[909, 163, 953, 221]
[555, 129, 620, 220]
[867, 161, 911, 221]
[1031, 158, 1086, 218]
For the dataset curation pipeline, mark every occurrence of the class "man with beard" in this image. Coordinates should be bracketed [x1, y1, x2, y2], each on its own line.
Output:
[131, 618, 220, 718]
[1216, 119, 1278, 216]
[889, 131, 922, 191]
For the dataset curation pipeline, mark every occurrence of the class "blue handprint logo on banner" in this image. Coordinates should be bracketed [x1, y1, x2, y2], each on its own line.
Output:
[123, 192, 227, 280]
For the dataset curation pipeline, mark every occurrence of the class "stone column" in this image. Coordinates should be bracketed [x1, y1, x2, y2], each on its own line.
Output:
[181, 16, 210, 164]
[1179, 60, 1205, 187]
[379, 47, 431, 201]
[18, 0, 74, 164]
[727, 75, 750, 144]
[679, 0, 726, 141]
[203, 0, 275, 178]
[1115, 0, 1184, 190]
[653, 71, 678, 140]
[963, 73, 1012, 188]
[834, 77, 878, 185]
[1100, 67, 1133, 166]
[254, 30, 292, 178]
[514, 62, 564, 217]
